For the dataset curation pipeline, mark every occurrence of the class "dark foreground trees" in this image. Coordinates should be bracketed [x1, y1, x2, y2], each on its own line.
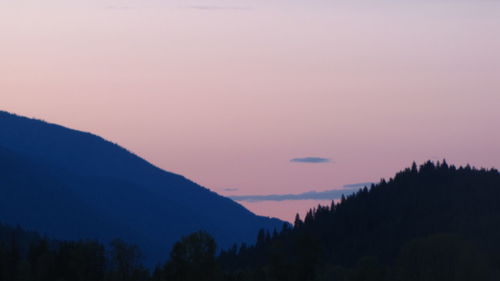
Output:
[0, 225, 149, 281]
[2, 161, 500, 281]
[154, 231, 218, 281]
[395, 234, 489, 281]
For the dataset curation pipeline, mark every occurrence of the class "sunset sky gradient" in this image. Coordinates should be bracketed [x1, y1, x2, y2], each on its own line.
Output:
[1, 0, 499, 221]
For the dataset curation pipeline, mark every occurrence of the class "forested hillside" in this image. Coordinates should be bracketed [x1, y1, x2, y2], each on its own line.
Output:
[214, 161, 500, 281]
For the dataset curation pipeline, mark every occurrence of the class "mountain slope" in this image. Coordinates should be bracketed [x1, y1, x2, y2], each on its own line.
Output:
[0, 110, 283, 265]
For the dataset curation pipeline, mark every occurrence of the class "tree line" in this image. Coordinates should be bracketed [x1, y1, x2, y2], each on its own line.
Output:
[2, 161, 500, 281]
[0, 224, 149, 281]
[216, 161, 500, 281]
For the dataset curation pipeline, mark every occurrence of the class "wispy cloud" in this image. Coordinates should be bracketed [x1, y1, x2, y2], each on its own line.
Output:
[105, 6, 134, 10]
[188, 5, 251, 11]
[343, 182, 374, 189]
[223, 188, 239, 192]
[290, 157, 331, 164]
[229, 183, 373, 202]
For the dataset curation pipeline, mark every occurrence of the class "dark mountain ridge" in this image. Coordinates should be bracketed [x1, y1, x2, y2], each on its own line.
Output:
[0, 110, 283, 266]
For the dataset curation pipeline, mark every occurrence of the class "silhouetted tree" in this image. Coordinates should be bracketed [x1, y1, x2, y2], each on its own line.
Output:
[164, 231, 217, 281]
[108, 239, 144, 281]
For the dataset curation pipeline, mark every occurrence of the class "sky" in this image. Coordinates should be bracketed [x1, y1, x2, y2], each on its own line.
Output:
[1, 0, 500, 221]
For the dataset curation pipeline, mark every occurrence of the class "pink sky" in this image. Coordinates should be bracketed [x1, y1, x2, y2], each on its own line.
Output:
[1, 0, 500, 221]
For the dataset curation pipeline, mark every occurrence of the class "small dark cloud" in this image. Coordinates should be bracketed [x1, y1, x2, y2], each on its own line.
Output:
[223, 188, 239, 192]
[188, 5, 251, 11]
[290, 157, 331, 164]
[229, 183, 372, 203]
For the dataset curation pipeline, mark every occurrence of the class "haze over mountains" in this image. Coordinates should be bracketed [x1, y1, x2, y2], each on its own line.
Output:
[0, 110, 283, 265]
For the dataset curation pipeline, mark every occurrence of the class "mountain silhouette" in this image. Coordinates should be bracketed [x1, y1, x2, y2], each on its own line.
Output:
[0, 110, 283, 265]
